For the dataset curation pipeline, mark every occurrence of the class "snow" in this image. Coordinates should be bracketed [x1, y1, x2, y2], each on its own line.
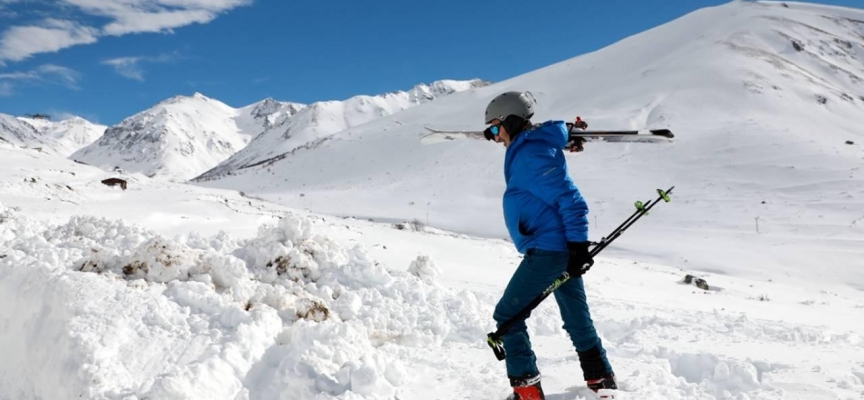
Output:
[2, 161, 863, 399]
[1, 1, 864, 400]
[70, 93, 256, 181]
[67, 80, 486, 183]
[197, 79, 490, 180]
[1, 115, 106, 157]
[196, 0, 864, 289]
[34, 116, 107, 154]
[235, 98, 306, 140]
[0, 193, 491, 399]
[0, 113, 63, 154]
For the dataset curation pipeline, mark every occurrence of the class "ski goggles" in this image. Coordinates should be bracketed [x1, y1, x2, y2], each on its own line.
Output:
[483, 123, 501, 141]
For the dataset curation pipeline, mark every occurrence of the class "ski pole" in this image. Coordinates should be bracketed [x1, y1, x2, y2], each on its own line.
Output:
[589, 196, 653, 252]
[486, 187, 674, 361]
[591, 187, 672, 256]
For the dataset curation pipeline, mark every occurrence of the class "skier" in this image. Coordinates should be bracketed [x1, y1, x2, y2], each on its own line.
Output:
[484, 91, 617, 400]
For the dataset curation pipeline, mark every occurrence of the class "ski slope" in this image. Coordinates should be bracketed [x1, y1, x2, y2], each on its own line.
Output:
[196, 0, 864, 289]
[1, 144, 863, 399]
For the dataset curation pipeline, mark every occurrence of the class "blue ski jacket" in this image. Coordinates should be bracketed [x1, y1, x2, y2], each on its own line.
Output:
[503, 120, 589, 254]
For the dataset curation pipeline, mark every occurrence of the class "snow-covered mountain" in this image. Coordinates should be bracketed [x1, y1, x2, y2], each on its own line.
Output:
[234, 97, 306, 139]
[15, 116, 54, 131]
[71, 93, 259, 180]
[196, 1, 864, 285]
[72, 80, 486, 182]
[1, 115, 105, 157]
[18, 116, 106, 156]
[197, 79, 490, 179]
[2, 2, 864, 400]
[0, 114, 47, 148]
[0, 113, 93, 155]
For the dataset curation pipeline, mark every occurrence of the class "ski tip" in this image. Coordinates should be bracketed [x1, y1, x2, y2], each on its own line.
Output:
[651, 129, 674, 138]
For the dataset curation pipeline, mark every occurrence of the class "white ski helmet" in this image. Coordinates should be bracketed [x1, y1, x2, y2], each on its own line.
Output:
[484, 91, 536, 124]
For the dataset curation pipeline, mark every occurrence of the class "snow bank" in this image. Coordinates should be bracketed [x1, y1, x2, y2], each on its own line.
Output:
[0, 202, 490, 399]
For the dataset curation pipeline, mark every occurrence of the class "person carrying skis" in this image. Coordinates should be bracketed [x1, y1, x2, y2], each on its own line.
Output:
[483, 91, 617, 400]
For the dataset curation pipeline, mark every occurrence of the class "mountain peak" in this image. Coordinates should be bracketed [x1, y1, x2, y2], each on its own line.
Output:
[157, 92, 215, 107]
[72, 93, 249, 181]
[195, 78, 487, 180]
[59, 116, 88, 124]
[5, 113, 105, 156]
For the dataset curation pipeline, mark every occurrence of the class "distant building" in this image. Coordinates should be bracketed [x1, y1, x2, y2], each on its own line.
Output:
[100, 178, 127, 190]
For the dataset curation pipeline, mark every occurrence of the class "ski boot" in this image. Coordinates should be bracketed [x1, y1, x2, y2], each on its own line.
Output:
[505, 374, 545, 400]
[586, 375, 617, 399]
[578, 346, 617, 399]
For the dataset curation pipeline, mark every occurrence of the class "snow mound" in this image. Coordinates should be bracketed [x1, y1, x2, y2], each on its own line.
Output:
[0, 202, 490, 399]
[407, 254, 442, 282]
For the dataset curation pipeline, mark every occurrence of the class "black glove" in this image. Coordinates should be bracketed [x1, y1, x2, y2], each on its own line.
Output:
[574, 116, 588, 130]
[566, 117, 588, 152]
[566, 117, 588, 131]
[566, 241, 594, 276]
[568, 137, 586, 152]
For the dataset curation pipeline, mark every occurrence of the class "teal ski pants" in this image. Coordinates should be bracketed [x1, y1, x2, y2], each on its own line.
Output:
[492, 249, 613, 380]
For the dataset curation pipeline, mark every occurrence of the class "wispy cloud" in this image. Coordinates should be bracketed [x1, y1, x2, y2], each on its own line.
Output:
[0, 0, 253, 63]
[34, 64, 81, 88]
[0, 2, 19, 19]
[0, 63, 82, 95]
[252, 76, 271, 84]
[102, 57, 145, 81]
[102, 8, 220, 36]
[101, 53, 178, 81]
[0, 19, 98, 63]
[0, 0, 22, 10]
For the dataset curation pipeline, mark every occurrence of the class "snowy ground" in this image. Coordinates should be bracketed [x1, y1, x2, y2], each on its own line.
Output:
[3, 2, 864, 399]
[2, 143, 864, 400]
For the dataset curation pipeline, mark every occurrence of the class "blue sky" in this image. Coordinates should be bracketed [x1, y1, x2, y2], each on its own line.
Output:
[0, 0, 860, 124]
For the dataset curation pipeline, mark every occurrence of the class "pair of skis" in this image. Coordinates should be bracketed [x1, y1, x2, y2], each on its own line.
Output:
[420, 127, 674, 147]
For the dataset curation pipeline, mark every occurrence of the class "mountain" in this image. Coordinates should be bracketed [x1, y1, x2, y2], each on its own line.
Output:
[18, 116, 106, 157]
[196, 79, 490, 179]
[194, 1, 864, 285]
[2, 115, 106, 157]
[73, 80, 486, 182]
[70, 93, 259, 181]
[234, 97, 306, 139]
[0, 113, 64, 154]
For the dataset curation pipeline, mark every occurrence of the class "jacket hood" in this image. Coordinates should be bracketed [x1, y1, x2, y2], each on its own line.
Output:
[510, 120, 568, 151]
